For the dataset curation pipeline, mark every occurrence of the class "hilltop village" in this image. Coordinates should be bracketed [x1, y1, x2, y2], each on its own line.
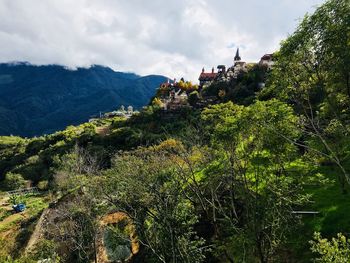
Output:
[92, 49, 274, 120]
[154, 48, 274, 110]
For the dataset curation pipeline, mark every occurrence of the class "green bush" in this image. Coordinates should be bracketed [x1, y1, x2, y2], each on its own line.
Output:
[310, 232, 350, 262]
[3, 172, 26, 190]
[29, 239, 60, 262]
[37, 180, 49, 191]
[188, 91, 200, 106]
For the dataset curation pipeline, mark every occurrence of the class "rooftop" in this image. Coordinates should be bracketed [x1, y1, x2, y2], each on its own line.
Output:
[199, 72, 217, 80]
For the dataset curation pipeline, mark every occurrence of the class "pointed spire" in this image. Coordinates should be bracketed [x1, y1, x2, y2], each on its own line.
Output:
[234, 48, 241, 62]
[212, 67, 214, 73]
[202, 67, 205, 73]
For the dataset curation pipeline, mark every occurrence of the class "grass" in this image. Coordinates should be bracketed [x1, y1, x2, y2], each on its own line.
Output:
[0, 193, 49, 233]
[288, 164, 350, 262]
[0, 207, 11, 221]
[21, 194, 49, 217]
[0, 213, 23, 232]
[305, 165, 350, 237]
[0, 193, 49, 257]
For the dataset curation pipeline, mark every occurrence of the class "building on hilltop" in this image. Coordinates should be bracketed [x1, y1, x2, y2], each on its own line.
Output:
[198, 67, 217, 87]
[160, 78, 174, 89]
[157, 78, 193, 111]
[158, 78, 176, 98]
[214, 48, 248, 82]
[158, 47, 273, 110]
[101, 105, 137, 119]
[259, 54, 274, 69]
[127, 105, 133, 115]
[168, 89, 189, 110]
[217, 65, 226, 74]
[234, 47, 241, 63]
[199, 48, 249, 85]
[233, 48, 246, 68]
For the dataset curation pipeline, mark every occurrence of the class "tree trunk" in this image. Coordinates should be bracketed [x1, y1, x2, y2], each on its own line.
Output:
[346, 72, 350, 98]
[257, 235, 268, 263]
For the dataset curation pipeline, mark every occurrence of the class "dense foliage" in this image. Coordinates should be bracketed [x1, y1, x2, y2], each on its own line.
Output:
[202, 63, 267, 105]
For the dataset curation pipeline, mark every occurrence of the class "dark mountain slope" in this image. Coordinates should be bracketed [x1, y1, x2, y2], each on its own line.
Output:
[0, 63, 167, 137]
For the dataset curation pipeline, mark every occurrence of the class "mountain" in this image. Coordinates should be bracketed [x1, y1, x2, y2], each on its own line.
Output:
[0, 62, 167, 137]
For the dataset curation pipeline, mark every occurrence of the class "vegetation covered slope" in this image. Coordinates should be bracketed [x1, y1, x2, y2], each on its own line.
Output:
[0, 63, 167, 137]
[0, 0, 350, 262]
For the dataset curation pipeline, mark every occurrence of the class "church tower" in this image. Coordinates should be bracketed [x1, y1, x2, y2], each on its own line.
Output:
[234, 48, 241, 62]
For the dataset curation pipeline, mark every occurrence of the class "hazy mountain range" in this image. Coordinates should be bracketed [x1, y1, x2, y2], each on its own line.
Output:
[0, 62, 167, 137]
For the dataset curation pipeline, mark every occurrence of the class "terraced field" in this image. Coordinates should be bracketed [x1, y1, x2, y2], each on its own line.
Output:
[0, 192, 49, 257]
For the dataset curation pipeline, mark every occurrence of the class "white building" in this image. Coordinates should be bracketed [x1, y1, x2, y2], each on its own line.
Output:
[127, 105, 133, 115]
[259, 54, 274, 68]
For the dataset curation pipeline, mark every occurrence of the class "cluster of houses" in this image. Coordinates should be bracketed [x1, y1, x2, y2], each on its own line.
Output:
[199, 48, 274, 87]
[91, 49, 274, 118]
[89, 105, 138, 122]
[158, 48, 274, 111]
[156, 78, 194, 110]
[103, 105, 138, 118]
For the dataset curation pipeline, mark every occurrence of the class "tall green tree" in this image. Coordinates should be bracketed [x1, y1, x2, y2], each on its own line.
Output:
[262, 0, 350, 192]
[201, 100, 307, 263]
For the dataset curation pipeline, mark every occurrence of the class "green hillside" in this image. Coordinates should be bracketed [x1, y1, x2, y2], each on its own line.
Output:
[0, 0, 349, 262]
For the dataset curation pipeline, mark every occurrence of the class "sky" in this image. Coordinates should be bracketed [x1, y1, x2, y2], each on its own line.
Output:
[0, 0, 325, 81]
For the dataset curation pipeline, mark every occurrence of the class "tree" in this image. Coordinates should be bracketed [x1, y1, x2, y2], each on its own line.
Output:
[310, 232, 350, 262]
[3, 172, 26, 190]
[177, 79, 198, 91]
[201, 100, 307, 263]
[29, 239, 61, 262]
[264, 0, 350, 192]
[152, 97, 164, 108]
[188, 91, 200, 106]
[98, 144, 207, 263]
[45, 193, 99, 263]
[52, 145, 103, 193]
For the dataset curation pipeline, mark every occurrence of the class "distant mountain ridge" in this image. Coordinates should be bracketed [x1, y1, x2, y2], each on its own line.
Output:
[0, 62, 167, 137]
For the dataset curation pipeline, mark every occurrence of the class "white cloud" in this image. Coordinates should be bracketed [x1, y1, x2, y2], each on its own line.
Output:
[0, 0, 325, 81]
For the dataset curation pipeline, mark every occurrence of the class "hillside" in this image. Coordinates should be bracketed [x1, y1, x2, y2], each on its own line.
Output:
[0, 0, 350, 262]
[0, 63, 167, 137]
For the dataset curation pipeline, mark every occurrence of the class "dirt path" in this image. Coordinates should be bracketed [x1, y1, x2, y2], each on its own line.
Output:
[0, 195, 9, 206]
[0, 212, 24, 226]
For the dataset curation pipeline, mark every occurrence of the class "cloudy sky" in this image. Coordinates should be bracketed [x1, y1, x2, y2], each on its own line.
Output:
[0, 0, 325, 81]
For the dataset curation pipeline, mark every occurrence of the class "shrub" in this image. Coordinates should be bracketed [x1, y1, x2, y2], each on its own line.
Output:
[188, 91, 200, 106]
[37, 180, 49, 191]
[29, 239, 60, 262]
[3, 172, 26, 190]
[310, 232, 350, 262]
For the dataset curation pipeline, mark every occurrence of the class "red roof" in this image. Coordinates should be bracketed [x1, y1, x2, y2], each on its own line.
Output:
[199, 72, 217, 81]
